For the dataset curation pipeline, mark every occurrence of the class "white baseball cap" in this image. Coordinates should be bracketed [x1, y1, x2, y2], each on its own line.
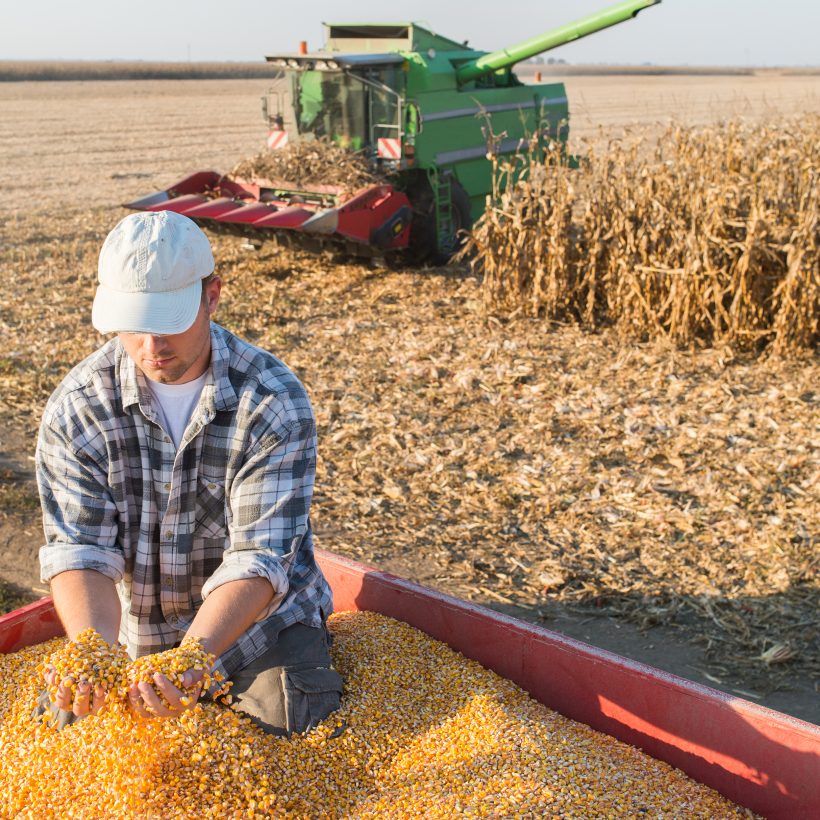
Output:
[92, 211, 215, 335]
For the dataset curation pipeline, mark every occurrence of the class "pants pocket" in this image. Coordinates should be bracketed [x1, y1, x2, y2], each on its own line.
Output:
[282, 667, 343, 735]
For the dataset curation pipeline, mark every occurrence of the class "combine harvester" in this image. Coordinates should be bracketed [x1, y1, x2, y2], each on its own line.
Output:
[1, 550, 818, 818]
[126, 0, 661, 259]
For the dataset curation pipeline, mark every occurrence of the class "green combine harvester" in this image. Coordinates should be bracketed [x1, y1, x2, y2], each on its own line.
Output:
[126, 0, 661, 259]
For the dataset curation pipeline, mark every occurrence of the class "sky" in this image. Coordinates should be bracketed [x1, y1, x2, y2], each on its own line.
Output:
[1, 0, 815, 68]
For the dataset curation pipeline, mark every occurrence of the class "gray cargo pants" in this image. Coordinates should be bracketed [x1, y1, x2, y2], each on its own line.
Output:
[228, 621, 343, 737]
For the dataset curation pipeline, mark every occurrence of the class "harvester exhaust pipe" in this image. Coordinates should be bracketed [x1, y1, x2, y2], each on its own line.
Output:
[455, 0, 661, 85]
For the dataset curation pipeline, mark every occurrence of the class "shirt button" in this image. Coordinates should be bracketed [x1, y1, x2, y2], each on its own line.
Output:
[162, 575, 174, 589]
[164, 436, 171, 444]
[164, 483, 171, 491]
[164, 530, 174, 539]
[208, 483, 217, 490]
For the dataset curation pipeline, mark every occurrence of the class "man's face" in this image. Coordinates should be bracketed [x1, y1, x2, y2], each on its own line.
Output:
[118, 277, 222, 385]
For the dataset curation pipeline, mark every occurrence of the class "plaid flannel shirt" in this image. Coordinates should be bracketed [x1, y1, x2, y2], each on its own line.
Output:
[36, 323, 332, 680]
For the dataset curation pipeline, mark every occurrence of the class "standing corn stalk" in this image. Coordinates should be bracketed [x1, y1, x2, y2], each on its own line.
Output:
[464, 117, 819, 356]
[467, 138, 578, 320]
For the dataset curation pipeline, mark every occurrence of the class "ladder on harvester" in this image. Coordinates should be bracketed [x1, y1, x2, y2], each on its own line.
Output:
[430, 167, 455, 257]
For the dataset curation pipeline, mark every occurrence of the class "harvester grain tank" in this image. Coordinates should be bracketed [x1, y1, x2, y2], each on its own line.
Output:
[125, 0, 661, 258]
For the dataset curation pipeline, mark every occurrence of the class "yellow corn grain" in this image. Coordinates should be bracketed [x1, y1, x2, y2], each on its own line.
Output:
[127, 636, 229, 705]
[37, 626, 129, 704]
[0, 612, 755, 819]
[37, 628, 227, 709]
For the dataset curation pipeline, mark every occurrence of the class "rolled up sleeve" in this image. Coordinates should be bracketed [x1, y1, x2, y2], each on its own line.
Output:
[200, 415, 317, 622]
[36, 420, 124, 585]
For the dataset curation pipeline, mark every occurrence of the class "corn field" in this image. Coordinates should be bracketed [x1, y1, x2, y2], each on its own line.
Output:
[465, 117, 819, 356]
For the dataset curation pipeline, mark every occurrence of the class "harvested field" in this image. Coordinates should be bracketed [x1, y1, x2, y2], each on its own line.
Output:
[555, 73, 820, 140]
[0, 80, 267, 213]
[0, 75, 817, 723]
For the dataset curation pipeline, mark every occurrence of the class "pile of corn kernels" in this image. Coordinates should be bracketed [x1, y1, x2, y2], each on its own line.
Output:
[0, 612, 754, 819]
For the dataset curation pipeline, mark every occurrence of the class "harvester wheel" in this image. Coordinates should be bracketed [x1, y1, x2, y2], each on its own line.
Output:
[405, 175, 472, 264]
[449, 180, 472, 251]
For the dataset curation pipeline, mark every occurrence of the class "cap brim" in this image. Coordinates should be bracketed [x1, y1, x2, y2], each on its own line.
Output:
[92, 280, 202, 335]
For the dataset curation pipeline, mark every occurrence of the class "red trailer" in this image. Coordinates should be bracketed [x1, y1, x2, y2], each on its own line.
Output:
[1, 549, 818, 819]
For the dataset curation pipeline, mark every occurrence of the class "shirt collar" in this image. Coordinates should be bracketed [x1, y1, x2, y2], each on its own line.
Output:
[210, 323, 238, 411]
[118, 323, 238, 413]
[119, 348, 141, 411]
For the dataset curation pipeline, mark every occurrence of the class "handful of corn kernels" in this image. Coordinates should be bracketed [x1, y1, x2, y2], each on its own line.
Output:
[38, 627, 130, 703]
[39, 629, 230, 709]
[128, 636, 229, 706]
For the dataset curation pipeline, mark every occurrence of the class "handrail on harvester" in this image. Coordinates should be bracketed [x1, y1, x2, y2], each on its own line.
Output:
[455, 0, 661, 85]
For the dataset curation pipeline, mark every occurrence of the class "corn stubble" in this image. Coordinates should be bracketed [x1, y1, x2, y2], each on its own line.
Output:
[0, 613, 752, 819]
[466, 118, 819, 356]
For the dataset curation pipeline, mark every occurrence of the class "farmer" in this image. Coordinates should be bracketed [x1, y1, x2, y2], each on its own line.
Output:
[34, 210, 341, 734]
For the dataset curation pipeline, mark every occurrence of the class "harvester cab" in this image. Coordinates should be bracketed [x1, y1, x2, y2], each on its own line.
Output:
[125, 0, 661, 259]
[262, 49, 407, 158]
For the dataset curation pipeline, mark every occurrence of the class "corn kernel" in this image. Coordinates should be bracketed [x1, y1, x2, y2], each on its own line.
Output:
[0, 612, 755, 818]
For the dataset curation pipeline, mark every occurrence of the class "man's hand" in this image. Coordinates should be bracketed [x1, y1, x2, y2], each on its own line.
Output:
[128, 668, 205, 720]
[33, 666, 108, 729]
[47, 666, 108, 717]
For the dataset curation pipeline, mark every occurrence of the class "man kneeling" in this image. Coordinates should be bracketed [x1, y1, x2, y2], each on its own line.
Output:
[34, 211, 341, 734]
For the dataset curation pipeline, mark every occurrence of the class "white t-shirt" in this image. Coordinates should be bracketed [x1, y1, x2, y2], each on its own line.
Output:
[145, 371, 209, 448]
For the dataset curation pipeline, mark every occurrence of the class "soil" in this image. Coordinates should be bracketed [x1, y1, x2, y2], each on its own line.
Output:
[0, 75, 817, 726]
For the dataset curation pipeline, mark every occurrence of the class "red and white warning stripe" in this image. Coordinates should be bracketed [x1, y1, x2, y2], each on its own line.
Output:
[267, 130, 289, 151]
[377, 137, 401, 159]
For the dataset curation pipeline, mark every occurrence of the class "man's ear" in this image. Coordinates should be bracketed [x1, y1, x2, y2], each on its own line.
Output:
[205, 276, 223, 316]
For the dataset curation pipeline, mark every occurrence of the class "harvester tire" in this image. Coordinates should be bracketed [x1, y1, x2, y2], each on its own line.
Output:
[449, 180, 472, 250]
[405, 175, 472, 265]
